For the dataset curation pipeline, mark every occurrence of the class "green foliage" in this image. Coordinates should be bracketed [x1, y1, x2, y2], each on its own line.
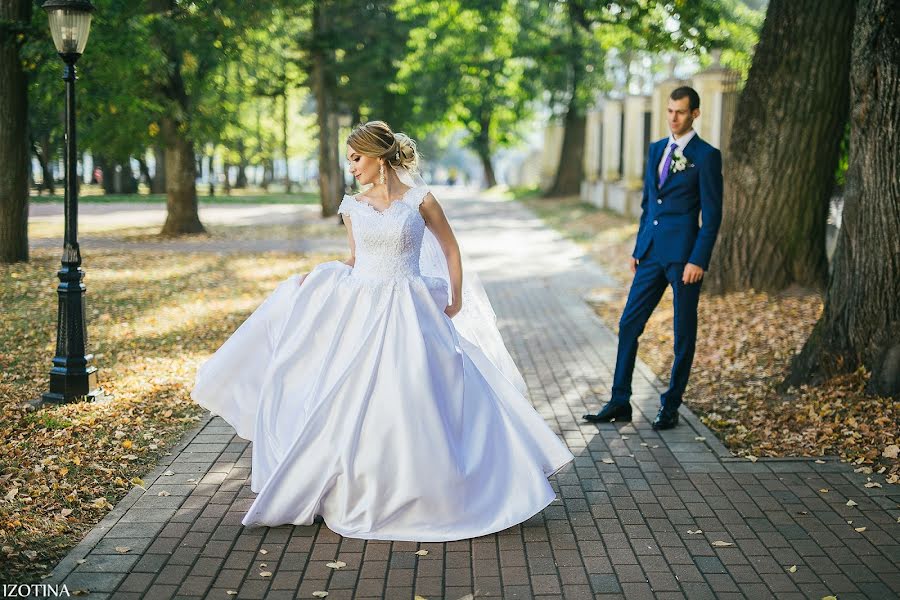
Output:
[396, 0, 536, 159]
[20, 0, 763, 179]
[26, 1, 312, 169]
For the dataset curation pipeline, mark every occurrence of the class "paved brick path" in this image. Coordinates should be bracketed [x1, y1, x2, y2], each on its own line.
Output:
[45, 193, 899, 599]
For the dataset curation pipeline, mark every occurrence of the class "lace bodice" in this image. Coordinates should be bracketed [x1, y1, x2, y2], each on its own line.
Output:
[338, 185, 430, 281]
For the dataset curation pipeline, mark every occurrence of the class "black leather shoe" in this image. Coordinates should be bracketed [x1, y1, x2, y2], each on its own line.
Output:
[651, 407, 679, 430]
[583, 402, 632, 423]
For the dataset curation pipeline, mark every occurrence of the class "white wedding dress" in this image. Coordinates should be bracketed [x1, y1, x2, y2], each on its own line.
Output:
[190, 184, 574, 542]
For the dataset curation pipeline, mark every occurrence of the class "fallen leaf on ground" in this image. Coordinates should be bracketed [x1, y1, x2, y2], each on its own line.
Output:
[788, 565, 797, 573]
[415, 550, 428, 556]
[846, 500, 858, 507]
[259, 571, 272, 577]
[312, 592, 329, 598]
[854, 527, 867, 532]
[326, 561, 346, 569]
[114, 547, 130, 554]
[711, 541, 734, 547]
[687, 530, 703, 535]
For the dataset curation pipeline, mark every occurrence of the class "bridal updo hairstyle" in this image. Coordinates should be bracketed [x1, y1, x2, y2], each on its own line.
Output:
[347, 120, 420, 173]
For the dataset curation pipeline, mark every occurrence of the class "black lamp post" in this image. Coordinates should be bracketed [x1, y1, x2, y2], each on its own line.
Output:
[40, 0, 101, 404]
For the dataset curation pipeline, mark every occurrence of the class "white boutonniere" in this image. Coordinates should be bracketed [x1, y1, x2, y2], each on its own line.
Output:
[670, 149, 690, 173]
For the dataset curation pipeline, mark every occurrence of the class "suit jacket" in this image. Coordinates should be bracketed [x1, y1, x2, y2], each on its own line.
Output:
[632, 134, 723, 270]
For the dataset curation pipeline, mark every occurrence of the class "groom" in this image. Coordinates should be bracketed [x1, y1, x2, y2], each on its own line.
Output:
[584, 86, 723, 430]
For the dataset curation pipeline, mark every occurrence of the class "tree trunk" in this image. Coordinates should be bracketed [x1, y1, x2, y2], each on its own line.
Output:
[160, 116, 205, 235]
[150, 145, 166, 194]
[311, 1, 343, 217]
[545, 95, 586, 197]
[112, 161, 138, 194]
[223, 163, 232, 195]
[282, 90, 292, 194]
[138, 157, 152, 190]
[787, 0, 900, 397]
[470, 108, 497, 188]
[545, 8, 586, 198]
[236, 139, 248, 188]
[261, 159, 274, 191]
[149, 0, 203, 234]
[472, 132, 497, 188]
[0, 0, 31, 263]
[706, 0, 854, 294]
[31, 136, 55, 196]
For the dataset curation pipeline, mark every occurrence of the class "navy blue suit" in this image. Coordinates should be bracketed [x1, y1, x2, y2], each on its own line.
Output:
[610, 134, 723, 409]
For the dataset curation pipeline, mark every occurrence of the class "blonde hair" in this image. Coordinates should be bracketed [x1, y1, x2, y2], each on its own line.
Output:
[347, 120, 419, 172]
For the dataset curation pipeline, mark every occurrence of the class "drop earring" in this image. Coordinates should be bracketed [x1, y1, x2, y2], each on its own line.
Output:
[378, 163, 385, 185]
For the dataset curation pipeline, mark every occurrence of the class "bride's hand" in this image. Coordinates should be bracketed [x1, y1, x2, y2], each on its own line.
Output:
[445, 302, 462, 319]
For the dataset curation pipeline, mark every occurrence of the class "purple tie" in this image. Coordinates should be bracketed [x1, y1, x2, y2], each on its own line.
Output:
[658, 142, 679, 187]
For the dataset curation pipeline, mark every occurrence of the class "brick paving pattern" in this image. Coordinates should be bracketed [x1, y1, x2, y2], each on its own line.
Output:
[45, 193, 900, 599]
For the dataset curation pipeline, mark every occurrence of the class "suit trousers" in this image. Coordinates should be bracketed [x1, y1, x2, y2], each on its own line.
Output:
[610, 242, 702, 409]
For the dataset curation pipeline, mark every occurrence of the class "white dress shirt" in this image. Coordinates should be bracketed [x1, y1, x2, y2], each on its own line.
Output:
[658, 129, 697, 178]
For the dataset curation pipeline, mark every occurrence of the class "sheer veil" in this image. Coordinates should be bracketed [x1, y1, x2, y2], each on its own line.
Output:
[392, 165, 528, 395]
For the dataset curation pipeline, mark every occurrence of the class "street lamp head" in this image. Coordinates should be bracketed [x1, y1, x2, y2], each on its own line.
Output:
[42, 0, 95, 59]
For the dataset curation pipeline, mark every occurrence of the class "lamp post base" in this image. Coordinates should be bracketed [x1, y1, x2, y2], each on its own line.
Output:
[41, 372, 103, 404]
[41, 365, 100, 404]
[31, 370, 109, 411]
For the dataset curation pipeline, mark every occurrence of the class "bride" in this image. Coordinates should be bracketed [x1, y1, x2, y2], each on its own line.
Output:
[190, 120, 574, 542]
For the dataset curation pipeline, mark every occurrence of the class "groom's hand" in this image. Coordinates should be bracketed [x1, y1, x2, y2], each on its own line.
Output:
[683, 263, 704, 284]
[630, 258, 638, 274]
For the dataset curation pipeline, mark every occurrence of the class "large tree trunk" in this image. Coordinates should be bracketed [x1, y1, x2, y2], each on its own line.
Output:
[707, 0, 854, 294]
[150, 0, 204, 235]
[0, 0, 31, 263]
[160, 116, 205, 235]
[150, 145, 166, 194]
[545, 95, 586, 197]
[311, 1, 343, 217]
[545, 6, 586, 198]
[787, 0, 900, 397]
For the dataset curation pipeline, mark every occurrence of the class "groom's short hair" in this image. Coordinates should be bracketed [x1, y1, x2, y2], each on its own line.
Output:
[670, 86, 700, 111]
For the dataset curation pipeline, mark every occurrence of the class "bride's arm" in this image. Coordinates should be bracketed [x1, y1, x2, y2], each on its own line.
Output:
[419, 193, 463, 318]
[342, 215, 356, 268]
